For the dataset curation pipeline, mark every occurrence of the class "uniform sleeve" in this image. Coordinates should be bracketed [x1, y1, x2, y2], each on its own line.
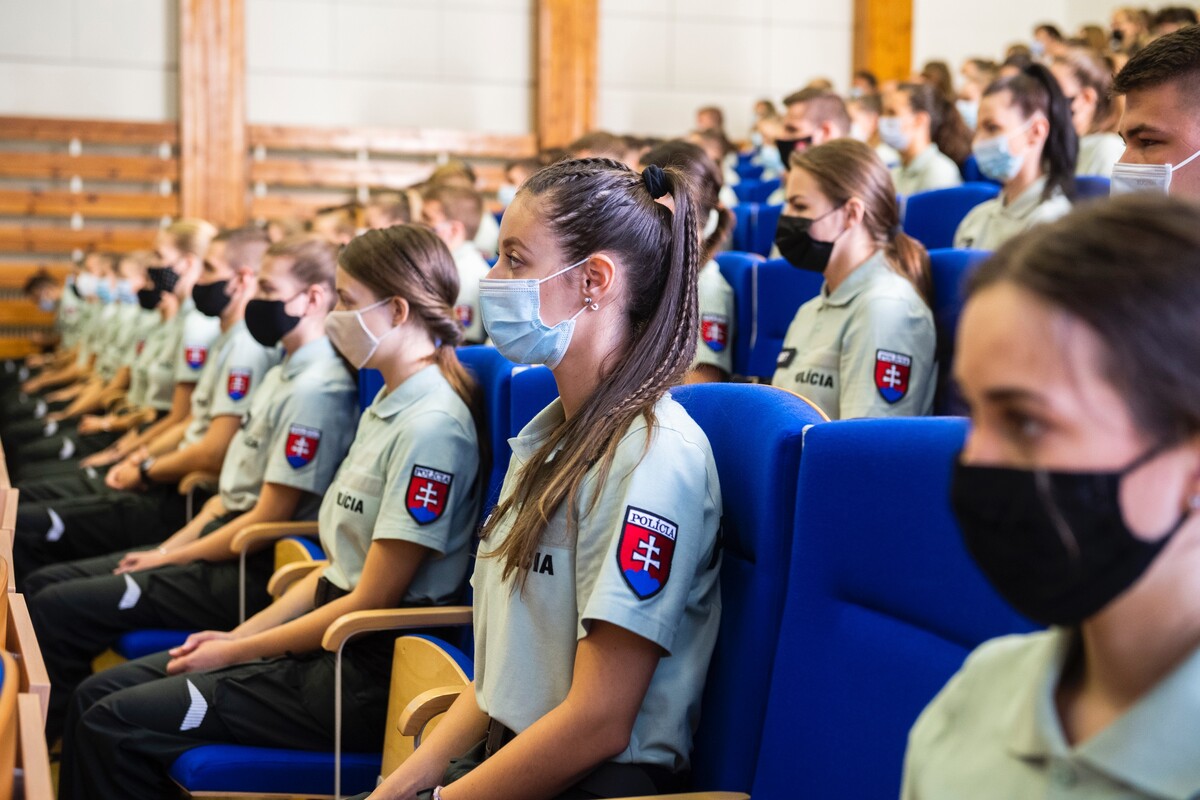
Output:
[693, 272, 734, 375]
[577, 426, 719, 654]
[838, 295, 936, 419]
[952, 202, 989, 249]
[174, 313, 221, 384]
[928, 156, 963, 191]
[208, 337, 278, 418]
[374, 411, 479, 555]
[261, 383, 357, 495]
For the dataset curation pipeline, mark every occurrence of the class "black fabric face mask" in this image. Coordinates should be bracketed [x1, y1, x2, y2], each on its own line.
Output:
[148, 266, 180, 293]
[774, 206, 845, 273]
[244, 297, 303, 347]
[950, 444, 1191, 627]
[774, 136, 812, 171]
[192, 280, 232, 317]
[137, 287, 163, 311]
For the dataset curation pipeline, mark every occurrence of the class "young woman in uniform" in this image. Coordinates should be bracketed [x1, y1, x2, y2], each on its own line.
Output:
[640, 140, 736, 383]
[882, 82, 967, 195]
[56, 225, 485, 800]
[365, 158, 723, 800]
[954, 64, 1078, 251]
[903, 194, 1200, 799]
[771, 139, 936, 420]
[24, 235, 358, 744]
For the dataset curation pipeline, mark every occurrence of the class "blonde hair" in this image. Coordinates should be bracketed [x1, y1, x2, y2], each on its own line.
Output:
[164, 219, 218, 258]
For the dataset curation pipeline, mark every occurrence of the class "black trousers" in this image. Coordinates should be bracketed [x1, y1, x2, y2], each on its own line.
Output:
[13, 484, 188, 584]
[25, 512, 274, 742]
[60, 636, 396, 800]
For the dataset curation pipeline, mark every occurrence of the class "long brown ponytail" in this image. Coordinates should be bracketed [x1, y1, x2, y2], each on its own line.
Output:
[482, 158, 700, 587]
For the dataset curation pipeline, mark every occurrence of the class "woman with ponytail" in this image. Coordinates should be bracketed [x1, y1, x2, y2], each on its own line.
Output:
[642, 139, 736, 382]
[954, 64, 1077, 250]
[1050, 48, 1125, 177]
[58, 225, 484, 800]
[772, 139, 936, 419]
[366, 158, 723, 800]
[882, 83, 967, 195]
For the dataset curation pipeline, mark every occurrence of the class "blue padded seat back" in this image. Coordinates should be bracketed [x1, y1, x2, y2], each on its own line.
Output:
[750, 204, 782, 256]
[958, 154, 1000, 185]
[1075, 175, 1111, 200]
[927, 248, 991, 415]
[717, 255, 822, 379]
[670, 384, 826, 792]
[454, 345, 518, 511]
[902, 182, 1001, 250]
[733, 178, 781, 204]
[509, 366, 559, 438]
[753, 418, 1037, 800]
[734, 162, 765, 181]
[358, 368, 385, 412]
[115, 629, 194, 660]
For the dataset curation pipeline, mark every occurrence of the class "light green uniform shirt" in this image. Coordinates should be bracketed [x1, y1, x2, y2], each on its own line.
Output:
[123, 309, 161, 371]
[452, 242, 491, 344]
[317, 364, 481, 601]
[218, 337, 357, 516]
[694, 259, 734, 376]
[174, 305, 222, 385]
[771, 250, 935, 419]
[94, 303, 143, 380]
[472, 394, 723, 772]
[139, 303, 199, 412]
[73, 301, 105, 367]
[903, 629, 1200, 799]
[1077, 132, 1125, 178]
[954, 175, 1073, 251]
[56, 282, 84, 348]
[892, 144, 963, 196]
[127, 312, 171, 410]
[181, 320, 280, 446]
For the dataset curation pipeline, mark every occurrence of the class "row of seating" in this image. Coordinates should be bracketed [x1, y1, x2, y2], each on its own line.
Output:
[0, 449, 54, 800]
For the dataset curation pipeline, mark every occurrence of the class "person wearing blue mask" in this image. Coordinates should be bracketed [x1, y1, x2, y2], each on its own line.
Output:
[904, 194, 1200, 800]
[1111, 25, 1200, 199]
[883, 83, 967, 196]
[954, 65, 1077, 250]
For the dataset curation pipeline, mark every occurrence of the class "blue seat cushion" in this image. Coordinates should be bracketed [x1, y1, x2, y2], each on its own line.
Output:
[114, 630, 193, 660]
[169, 745, 382, 795]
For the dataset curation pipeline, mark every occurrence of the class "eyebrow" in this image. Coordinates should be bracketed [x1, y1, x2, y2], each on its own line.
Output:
[499, 237, 526, 251]
[975, 386, 1049, 407]
[1122, 123, 1167, 141]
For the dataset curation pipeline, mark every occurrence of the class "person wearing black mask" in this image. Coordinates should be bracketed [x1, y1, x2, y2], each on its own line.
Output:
[775, 88, 852, 171]
[23, 235, 358, 744]
[903, 194, 1200, 798]
[771, 139, 935, 419]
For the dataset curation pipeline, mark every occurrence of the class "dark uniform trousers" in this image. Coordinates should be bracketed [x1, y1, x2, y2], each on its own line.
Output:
[13, 482, 189, 584]
[25, 512, 276, 742]
[59, 587, 398, 800]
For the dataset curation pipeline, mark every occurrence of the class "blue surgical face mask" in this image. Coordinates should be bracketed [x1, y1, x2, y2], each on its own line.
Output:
[877, 116, 911, 151]
[38, 297, 57, 313]
[497, 183, 519, 208]
[75, 272, 100, 299]
[972, 118, 1035, 183]
[478, 258, 596, 368]
[956, 99, 979, 131]
[95, 279, 114, 305]
[115, 278, 137, 304]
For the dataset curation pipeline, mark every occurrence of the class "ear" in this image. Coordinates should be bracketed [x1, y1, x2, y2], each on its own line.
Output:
[1079, 85, 1098, 108]
[1028, 116, 1051, 146]
[579, 254, 617, 306]
[843, 197, 867, 229]
[389, 296, 411, 326]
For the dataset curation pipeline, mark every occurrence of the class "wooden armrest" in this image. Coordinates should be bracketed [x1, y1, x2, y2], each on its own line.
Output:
[0, 532, 14, 591]
[7, 594, 49, 718]
[321, 606, 472, 652]
[1, 488, 17, 533]
[230, 521, 318, 554]
[615, 794, 749, 800]
[267, 561, 327, 599]
[178, 471, 219, 496]
[398, 686, 464, 736]
[17, 694, 53, 798]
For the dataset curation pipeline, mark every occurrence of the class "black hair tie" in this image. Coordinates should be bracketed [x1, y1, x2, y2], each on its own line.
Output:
[642, 164, 669, 198]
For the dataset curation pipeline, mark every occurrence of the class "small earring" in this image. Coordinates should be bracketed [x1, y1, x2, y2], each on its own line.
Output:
[583, 297, 599, 310]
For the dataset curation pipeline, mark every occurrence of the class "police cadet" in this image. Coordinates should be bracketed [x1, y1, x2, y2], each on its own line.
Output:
[904, 196, 1200, 800]
[772, 139, 936, 419]
[641, 140, 736, 383]
[57, 224, 483, 800]
[25, 235, 356, 744]
[11, 227, 278, 578]
[365, 159, 721, 800]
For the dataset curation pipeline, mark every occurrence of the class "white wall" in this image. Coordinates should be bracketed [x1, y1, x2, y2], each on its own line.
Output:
[0, 0, 177, 121]
[597, 0, 853, 138]
[245, 0, 534, 133]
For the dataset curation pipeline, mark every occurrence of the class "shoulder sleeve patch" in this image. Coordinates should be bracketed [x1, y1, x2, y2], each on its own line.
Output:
[184, 345, 208, 370]
[874, 349, 912, 404]
[616, 506, 677, 600]
[285, 424, 322, 469]
[227, 367, 252, 400]
[406, 465, 454, 525]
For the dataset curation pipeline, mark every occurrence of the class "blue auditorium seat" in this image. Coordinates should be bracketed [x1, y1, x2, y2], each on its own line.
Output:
[732, 178, 781, 204]
[715, 254, 823, 379]
[1075, 175, 1111, 199]
[903, 182, 1000, 250]
[731, 203, 783, 256]
[751, 418, 1037, 799]
[734, 162, 765, 182]
[454, 345, 519, 510]
[959, 154, 999, 186]
[927, 248, 991, 415]
[509, 365, 557, 434]
[170, 635, 473, 797]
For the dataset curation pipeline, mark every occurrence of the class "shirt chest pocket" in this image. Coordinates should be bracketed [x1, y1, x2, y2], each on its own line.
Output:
[331, 469, 385, 538]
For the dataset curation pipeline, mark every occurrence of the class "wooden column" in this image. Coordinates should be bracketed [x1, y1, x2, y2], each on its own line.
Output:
[536, 0, 598, 149]
[179, 0, 246, 226]
[853, 0, 913, 83]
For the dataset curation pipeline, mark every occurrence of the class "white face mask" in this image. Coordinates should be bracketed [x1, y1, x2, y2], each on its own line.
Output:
[849, 122, 869, 143]
[1110, 147, 1200, 195]
[325, 297, 401, 369]
[877, 116, 911, 151]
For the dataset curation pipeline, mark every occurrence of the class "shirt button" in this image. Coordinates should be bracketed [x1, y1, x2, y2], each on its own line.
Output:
[1051, 761, 1078, 787]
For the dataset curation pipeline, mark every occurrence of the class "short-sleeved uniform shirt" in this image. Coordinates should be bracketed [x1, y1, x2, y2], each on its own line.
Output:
[94, 303, 143, 380]
[180, 320, 280, 446]
[472, 394, 723, 772]
[74, 301, 110, 368]
[902, 629, 1200, 799]
[694, 259, 735, 376]
[317, 364, 481, 603]
[174, 305, 222, 385]
[218, 337, 357, 516]
[452, 242, 491, 344]
[772, 250, 935, 419]
[1077, 132, 1125, 178]
[56, 283, 84, 348]
[954, 176, 1073, 251]
[123, 308, 161, 371]
[126, 312, 171, 410]
[891, 144, 963, 196]
[140, 302, 209, 412]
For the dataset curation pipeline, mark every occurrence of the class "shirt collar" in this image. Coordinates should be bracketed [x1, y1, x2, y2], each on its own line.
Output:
[282, 336, 335, 380]
[509, 397, 565, 461]
[821, 249, 889, 308]
[1002, 175, 1053, 215]
[903, 143, 940, 174]
[368, 362, 443, 420]
[1007, 628, 1200, 798]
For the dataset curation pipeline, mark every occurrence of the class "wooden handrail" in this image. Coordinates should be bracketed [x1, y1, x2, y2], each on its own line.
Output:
[0, 115, 178, 146]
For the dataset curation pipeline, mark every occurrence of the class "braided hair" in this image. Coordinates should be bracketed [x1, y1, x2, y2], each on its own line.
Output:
[480, 158, 701, 587]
